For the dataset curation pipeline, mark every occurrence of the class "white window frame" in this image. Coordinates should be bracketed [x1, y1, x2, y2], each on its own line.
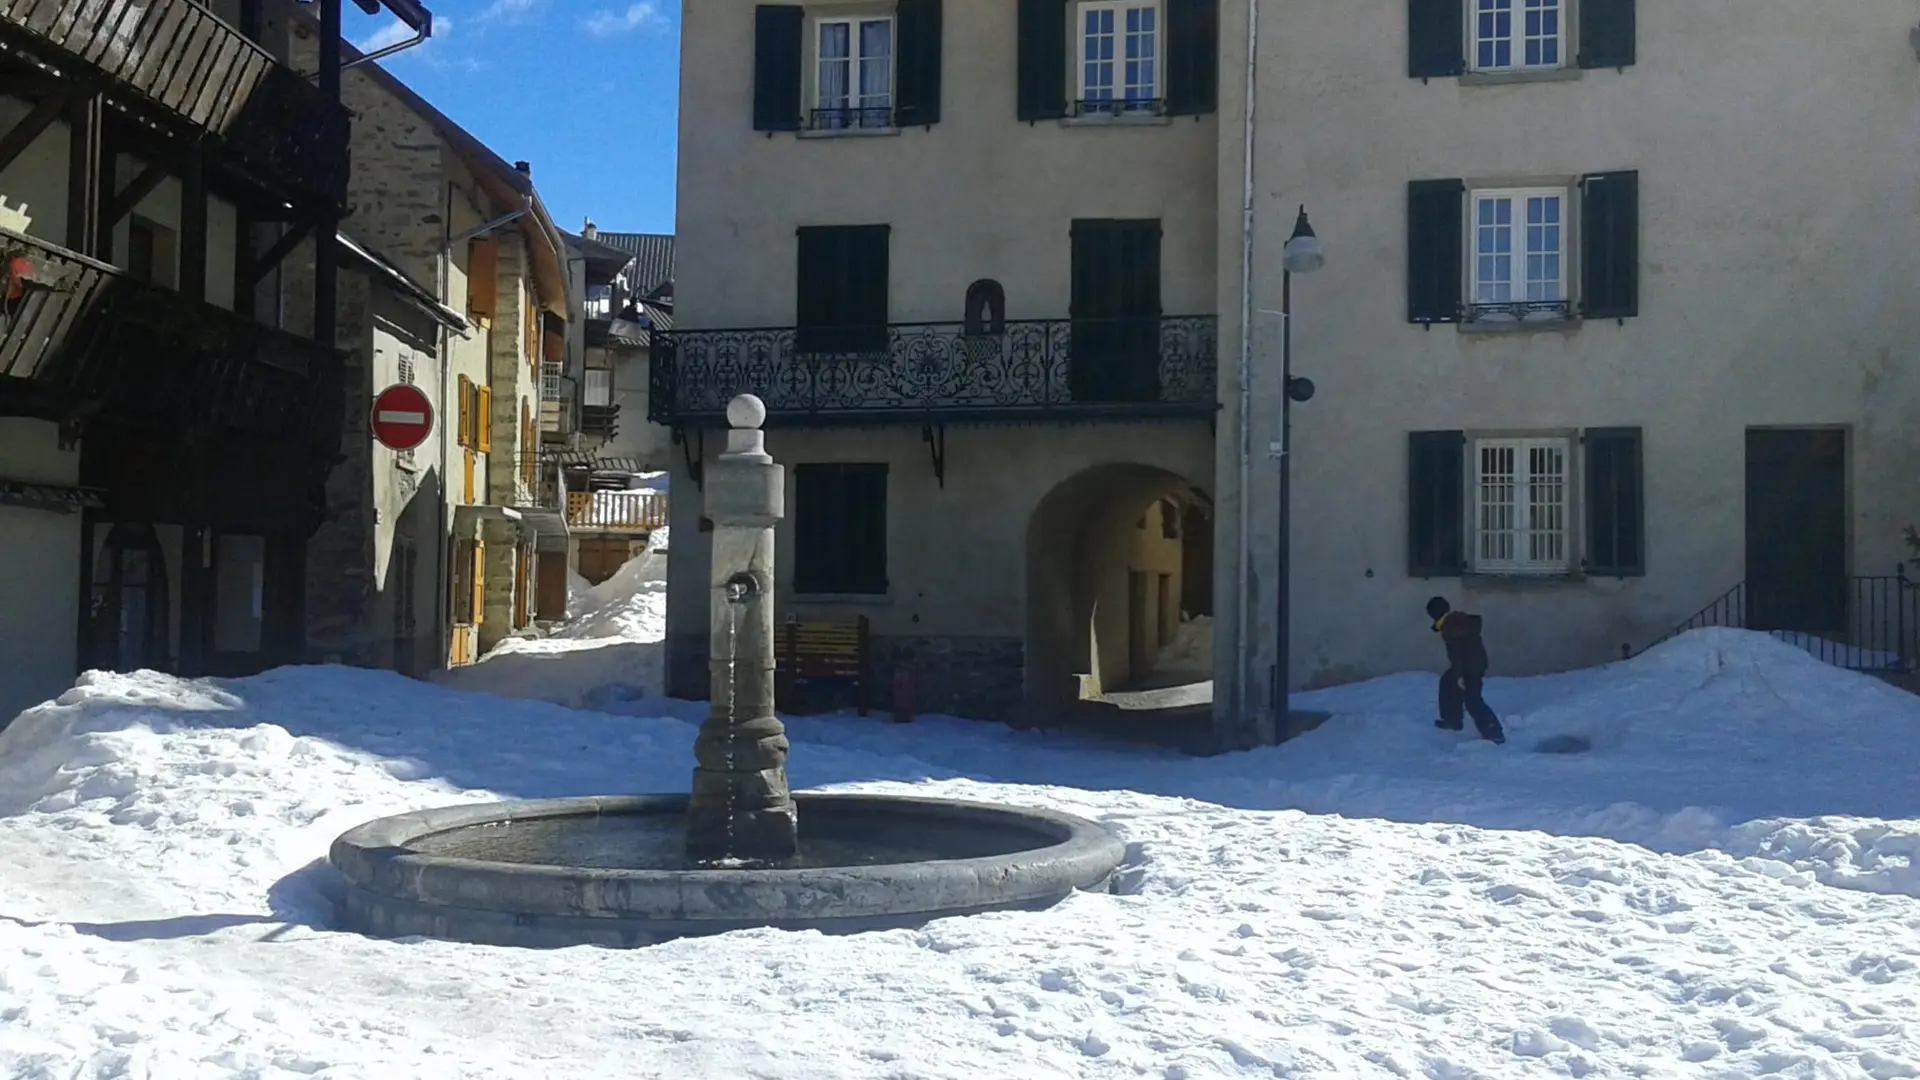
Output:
[1468, 0, 1567, 73]
[812, 15, 895, 129]
[1468, 185, 1570, 320]
[1074, 0, 1162, 114]
[583, 367, 613, 408]
[1472, 436, 1572, 576]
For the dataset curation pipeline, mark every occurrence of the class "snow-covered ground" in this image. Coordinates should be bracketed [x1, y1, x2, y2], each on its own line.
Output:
[3, 612, 1919, 1076]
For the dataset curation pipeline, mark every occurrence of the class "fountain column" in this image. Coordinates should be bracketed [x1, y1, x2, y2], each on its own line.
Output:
[686, 394, 799, 864]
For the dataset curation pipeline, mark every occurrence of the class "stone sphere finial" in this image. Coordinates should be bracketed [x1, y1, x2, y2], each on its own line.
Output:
[727, 394, 767, 431]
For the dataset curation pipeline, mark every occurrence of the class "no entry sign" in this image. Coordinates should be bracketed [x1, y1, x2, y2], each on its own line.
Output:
[370, 383, 434, 451]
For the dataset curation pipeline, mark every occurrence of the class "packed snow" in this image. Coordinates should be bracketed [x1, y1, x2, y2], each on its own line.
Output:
[2, 624, 1918, 1078]
[430, 527, 668, 707]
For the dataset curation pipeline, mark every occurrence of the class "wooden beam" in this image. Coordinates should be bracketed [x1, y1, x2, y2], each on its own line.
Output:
[0, 92, 71, 175]
[245, 220, 314, 288]
[180, 145, 208, 302]
[66, 95, 104, 258]
[0, 73, 67, 99]
[103, 159, 172, 229]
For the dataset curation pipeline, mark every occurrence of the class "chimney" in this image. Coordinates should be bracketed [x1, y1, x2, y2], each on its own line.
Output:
[514, 160, 531, 175]
[583, 217, 598, 241]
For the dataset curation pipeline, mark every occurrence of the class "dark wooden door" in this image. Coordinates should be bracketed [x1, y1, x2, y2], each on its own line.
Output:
[1745, 429, 1847, 635]
[1070, 219, 1162, 403]
[576, 538, 630, 585]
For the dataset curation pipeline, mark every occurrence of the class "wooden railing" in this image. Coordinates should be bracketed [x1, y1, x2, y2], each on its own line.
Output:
[0, 225, 339, 449]
[0, 0, 350, 208]
[566, 490, 667, 532]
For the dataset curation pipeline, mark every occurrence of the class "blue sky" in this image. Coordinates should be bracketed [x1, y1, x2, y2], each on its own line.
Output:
[347, 0, 679, 235]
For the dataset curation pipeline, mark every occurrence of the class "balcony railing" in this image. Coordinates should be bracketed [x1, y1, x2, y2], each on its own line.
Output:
[0, 0, 349, 208]
[650, 315, 1219, 427]
[566, 489, 667, 532]
[0, 226, 337, 448]
[580, 402, 619, 438]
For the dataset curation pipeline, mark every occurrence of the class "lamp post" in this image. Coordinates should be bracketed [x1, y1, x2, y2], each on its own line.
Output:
[1273, 205, 1324, 739]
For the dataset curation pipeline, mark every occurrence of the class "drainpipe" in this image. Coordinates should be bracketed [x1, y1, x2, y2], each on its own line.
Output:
[451, 198, 529, 249]
[435, 181, 454, 672]
[1232, 0, 1262, 746]
[342, 14, 433, 70]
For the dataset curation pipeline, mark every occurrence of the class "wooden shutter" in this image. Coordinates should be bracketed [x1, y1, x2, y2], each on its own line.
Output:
[1164, 0, 1219, 116]
[463, 449, 476, 503]
[476, 384, 492, 452]
[471, 542, 486, 625]
[544, 329, 564, 364]
[795, 225, 890, 353]
[456, 374, 472, 446]
[1408, 430, 1466, 577]
[467, 238, 498, 326]
[1577, 0, 1636, 69]
[1584, 427, 1645, 576]
[753, 5, 804, 131]
[1017, 0, 1068, 121]
[842, 464, 889, 594]
[895, 0, 944, 127]
[1580, 171, 1639, 320]
[1407, 179, 1464, 324]
[792, 464, 838, 593]
[1407, 0, 1465, 79]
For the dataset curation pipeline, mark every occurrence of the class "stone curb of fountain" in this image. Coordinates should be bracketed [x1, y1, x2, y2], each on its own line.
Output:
[329, 793, 1129, 950]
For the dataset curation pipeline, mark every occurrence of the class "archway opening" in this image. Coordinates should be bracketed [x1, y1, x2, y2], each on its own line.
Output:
[1024, 464, 1213, 728]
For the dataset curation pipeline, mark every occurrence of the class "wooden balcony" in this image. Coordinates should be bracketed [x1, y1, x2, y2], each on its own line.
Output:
[0, 226, 338, 448]
[650, 315, 1220, 428]
[0, 0, 349, 208]
[566, 489, 667, 533]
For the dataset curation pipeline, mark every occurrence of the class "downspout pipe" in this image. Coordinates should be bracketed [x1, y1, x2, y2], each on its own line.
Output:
[1232, 0, 1262, 747]
[342, 14, 433, 70]
[451, 199, 529, 248]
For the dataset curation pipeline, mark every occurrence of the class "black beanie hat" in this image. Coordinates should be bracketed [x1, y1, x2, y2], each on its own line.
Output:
[1425, 596, 1451, 621]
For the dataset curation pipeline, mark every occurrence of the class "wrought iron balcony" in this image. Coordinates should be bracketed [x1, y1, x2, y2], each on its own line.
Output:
[0, 0, 350, 208]
[809, 105, 895, 130]
[1463, 299, 1574, 323]
[0, 226, 338, 449]
[649, 315, 1219, 427]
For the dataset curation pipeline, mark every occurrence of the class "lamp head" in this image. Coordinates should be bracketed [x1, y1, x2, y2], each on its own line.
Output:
[1282, 204, 1325, 274]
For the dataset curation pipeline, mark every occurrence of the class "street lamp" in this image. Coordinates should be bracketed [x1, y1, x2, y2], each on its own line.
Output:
[1273, 205, 1322, 739]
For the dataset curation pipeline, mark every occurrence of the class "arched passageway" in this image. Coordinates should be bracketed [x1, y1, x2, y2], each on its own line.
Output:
[1024, 463, 1213, 725]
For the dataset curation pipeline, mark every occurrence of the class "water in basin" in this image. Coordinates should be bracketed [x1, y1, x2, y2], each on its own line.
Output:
[409, 809, 1056, 871]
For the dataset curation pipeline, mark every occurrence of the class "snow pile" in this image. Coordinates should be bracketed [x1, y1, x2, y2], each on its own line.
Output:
[1, 629, 1918, 1077]
[1153, 612, 1212, 673]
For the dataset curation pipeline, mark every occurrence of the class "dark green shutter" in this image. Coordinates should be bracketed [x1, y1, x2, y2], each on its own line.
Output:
[845, 224, 891, 352]
[1407, 179, 1464, 324]
[1580, 170, 1639, 319]
[1408, 430, 1466, 577]
[793, 465, 839, 593]
[1407, 0, 1464, 79]
[1584, 427, 1645, 576]
[895, 0, 944, 126]
[795, 227, 833, 352]
[753, 5, 803, 131]
[1165, 0, 1218, 116]
[1577, 0, 1635, 69]
[843, 464, 890, 594]
[1017, 0, 1068, 121]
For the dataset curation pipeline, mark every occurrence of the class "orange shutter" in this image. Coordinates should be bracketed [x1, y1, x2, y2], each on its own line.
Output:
[463, 449, 475, 503]
[468, 238, 498, 327]
[544, 329, 564, 364]
[476, 385, 493, 452]
[456, 375, 472, 447]
[472, 542, 486, 625]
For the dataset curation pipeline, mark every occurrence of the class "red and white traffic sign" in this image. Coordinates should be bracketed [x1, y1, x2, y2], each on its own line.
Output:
[370, 383, 434, 451]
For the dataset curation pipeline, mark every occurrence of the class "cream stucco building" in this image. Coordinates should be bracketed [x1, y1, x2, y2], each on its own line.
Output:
[668, 0, 1920, 745]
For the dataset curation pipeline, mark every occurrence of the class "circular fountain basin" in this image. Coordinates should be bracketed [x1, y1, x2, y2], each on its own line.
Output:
[328, 793, 1127, 949]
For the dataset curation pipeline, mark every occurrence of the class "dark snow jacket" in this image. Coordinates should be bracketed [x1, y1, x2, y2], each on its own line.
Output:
[1435, 611, 1490, 678]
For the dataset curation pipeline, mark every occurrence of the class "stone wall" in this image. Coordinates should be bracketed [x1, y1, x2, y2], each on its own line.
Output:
[486, 232, 531, 507]
[478, 518, 519, 653]
[301, 268, 377, 665]
[667, 632, 1026, 723]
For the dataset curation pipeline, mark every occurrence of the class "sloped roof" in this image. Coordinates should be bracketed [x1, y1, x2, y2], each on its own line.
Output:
[594, 232, 674, 298]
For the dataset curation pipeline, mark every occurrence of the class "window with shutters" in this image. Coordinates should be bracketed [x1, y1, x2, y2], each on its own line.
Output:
[1469, 186, 1569, 321]
[1075, 1, 1161, 116]
[813, 16, 893, 129]
[475, 385, 493, 453]
[1473, 437, 1570, 575]
[793, 463, 888, 595]
[1408, 427, 1644, 580]
[1406, 172, 1638, 326]
[1469, 0, 1562, 73]
[1409, 0, 1635, 80]
[467, 238, 498, 328]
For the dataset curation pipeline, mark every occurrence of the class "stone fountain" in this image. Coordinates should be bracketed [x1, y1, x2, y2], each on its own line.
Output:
[329, 395, 1125, 949]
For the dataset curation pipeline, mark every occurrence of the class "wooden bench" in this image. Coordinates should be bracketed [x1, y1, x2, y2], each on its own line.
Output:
[776, 615, 871, 716]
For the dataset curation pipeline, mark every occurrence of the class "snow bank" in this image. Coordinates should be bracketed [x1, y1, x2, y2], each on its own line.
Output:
[1153, 613, 1212, 673]
[4, 628, 1918, 1077]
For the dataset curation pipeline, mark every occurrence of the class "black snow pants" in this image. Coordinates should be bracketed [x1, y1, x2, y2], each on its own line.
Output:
[1438, 669, 1505, 740]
